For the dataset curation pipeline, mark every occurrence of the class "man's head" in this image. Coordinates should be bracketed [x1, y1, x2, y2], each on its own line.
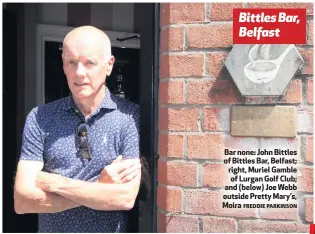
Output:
[62, 26, 115, 99]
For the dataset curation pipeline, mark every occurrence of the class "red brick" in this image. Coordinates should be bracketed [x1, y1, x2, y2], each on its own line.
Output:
[158, 134, 184, 158]
[299, 48, 313, 75]
[158, 161, 198, 187]
[160, 3, 205, 26]
[187, 134, 225, 160]
[203, 108, 229, 131]
[203, 217, 237, 233]
[187, 24, 233, 49]
[160, 4, 170, 27]
[261, 208, 298, 220]
[185, 190, 257, 217]
[298, 167, 313, 192]
[208, 52, 228, 78]
[225, 135, 260, 151]
[157, 212, 199, 233]
[305, 136, 313, 163]
[248, 3, 313, 15]
[185, 190, 217, 215]
[187, 80, 240, 104]
[280, 79, 302, 103]
[240, 220, 309, 233]
[157, 185, 182, 212]
[160, 54, 204, 78]
[159, 81, 185, 104]
[160, 27, 184, 52]
[305, 197, 313, 223]
[307, 21, 313, 45]
[210, 3, 243, 21]
[308, 79, 313, 104]
[202, 164, 228, 187]
[259, 138, 299, 155]
[159, 108, 199, 131]
[297, 224, 311, 232]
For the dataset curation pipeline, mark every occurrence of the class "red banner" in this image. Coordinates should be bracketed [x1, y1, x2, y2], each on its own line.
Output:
[233, 8, 306, 44]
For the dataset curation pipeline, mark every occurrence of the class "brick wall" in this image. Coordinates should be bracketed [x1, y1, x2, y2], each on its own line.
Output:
[158, 3, 313, 233]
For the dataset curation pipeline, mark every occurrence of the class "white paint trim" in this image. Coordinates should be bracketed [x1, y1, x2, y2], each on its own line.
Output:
[36, 24, 140, 105]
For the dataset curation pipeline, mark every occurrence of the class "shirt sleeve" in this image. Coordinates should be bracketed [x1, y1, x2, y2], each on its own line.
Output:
[120, 105, 140, 159]
[19, 108, 44, 161]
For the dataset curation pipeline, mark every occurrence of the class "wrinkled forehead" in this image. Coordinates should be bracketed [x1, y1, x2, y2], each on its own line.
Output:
[63, 40, 106, 58]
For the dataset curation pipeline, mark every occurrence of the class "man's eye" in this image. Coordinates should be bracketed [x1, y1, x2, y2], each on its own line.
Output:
[87, 61, 95, 65]
[68, 60, 76, 65]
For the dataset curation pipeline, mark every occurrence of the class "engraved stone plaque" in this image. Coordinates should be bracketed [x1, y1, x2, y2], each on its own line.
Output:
[225, 44, 304, 96]
[231, 106, 297, 137]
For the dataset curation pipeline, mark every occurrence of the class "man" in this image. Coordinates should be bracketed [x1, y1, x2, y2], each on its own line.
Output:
[14, 26, 141, 233]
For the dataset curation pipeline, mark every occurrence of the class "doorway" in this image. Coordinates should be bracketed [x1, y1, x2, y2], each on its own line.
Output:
[2, 3, 159, 233]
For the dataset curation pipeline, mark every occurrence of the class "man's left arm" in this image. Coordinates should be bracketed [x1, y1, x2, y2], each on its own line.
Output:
[36, 169, 140, 211]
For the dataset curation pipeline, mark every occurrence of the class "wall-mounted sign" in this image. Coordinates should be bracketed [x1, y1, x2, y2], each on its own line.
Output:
[225, 44, 303, 96]
[231, 106, 297, 137]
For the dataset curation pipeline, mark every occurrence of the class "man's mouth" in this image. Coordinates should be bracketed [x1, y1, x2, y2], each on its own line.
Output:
[75, 83, 88, 86]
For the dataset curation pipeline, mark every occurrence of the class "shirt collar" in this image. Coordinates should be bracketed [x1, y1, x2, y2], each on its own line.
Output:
[62, 86, 117, 111]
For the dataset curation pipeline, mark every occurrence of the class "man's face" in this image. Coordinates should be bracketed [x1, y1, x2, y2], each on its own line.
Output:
[62, 39, 114, 99]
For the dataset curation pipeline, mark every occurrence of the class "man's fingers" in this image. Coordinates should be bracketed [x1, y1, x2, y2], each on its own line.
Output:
[115, 159, 140, 174]
[118, 163, 141, 181]
[99, 158, 141, 184]
[121, 169, 141, 183]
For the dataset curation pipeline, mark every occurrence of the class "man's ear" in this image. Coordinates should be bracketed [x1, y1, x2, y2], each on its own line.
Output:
[106, 56, 115, 76]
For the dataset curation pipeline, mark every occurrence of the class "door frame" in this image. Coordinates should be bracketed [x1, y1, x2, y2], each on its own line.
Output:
[138, 3, 159, 232]
[35, 5, 159, 230]
[36, 24, 140, 105]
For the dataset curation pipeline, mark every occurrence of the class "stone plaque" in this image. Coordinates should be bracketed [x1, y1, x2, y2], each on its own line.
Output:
[231, 106, 297, 137]
[225, 44, 304, 96]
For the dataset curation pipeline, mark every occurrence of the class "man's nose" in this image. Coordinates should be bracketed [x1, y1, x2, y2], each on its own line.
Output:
[75, 62, 86, 77]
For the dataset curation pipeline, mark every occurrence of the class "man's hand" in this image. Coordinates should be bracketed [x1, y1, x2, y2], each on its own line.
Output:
[98, 156, 141, 184]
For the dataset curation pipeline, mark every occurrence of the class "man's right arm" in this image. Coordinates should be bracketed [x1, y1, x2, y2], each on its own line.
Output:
[14, 160, 80, 214]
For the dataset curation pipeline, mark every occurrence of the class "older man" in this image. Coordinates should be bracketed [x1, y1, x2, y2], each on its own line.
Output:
[14, 26, 141, 232]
